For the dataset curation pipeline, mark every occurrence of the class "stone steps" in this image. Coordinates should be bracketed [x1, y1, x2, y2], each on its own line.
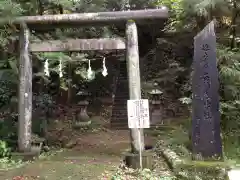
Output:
[111, 61, 129, 129]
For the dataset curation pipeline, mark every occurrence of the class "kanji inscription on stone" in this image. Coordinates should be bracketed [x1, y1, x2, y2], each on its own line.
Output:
[192, 20, 222, 158]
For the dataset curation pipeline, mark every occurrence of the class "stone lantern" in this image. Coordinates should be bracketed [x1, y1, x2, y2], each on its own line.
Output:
[148, 82, 163, 125]
[74, 90, 91, 128]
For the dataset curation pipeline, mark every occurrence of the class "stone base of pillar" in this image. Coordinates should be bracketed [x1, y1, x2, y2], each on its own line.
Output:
[124, 150, 154, 169]
[12, 148, 41, 161]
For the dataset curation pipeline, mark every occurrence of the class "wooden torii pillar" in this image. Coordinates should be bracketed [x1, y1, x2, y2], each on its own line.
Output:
[0, 9, 168, 165]
[18, 23, 32, 152]
[126, 20, 143, 153]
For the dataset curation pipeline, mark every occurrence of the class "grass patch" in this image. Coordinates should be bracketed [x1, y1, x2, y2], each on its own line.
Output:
[146, 124, 190, 158]
[0, 157, 25, 170]
[223, 135, 240, 164]
[148, 121, 234, 180]
[0, 149, 121, 180]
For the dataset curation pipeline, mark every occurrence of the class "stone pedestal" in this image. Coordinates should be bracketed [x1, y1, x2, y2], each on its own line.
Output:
[12, 151, 40, 161]
[148, 84, 163, 125]
[150, 100, 163, 125]
[74, 100, 91, 128]
[124, 150, 154, 169]
[78, 101, 90, 121]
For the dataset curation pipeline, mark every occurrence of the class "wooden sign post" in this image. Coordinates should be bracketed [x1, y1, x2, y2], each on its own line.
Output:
[126, 20, 151, 169]
[126, 20, 145, 155]
[127, 99, 150, 169]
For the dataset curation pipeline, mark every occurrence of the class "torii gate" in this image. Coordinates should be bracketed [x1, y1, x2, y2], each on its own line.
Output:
[0, 8, 168, 167]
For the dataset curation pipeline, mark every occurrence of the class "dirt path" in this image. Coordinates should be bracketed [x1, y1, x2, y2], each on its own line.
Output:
[0, 130, 156, 180]
[0, 151, 120, 180]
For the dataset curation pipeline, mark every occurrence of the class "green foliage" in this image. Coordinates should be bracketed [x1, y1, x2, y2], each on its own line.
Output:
[156, 0, 185, 30]
[0, 157, 23, 170]
[217, 46, 240, 133]
[181, 0, 226, 16]
[178, 97, 192, 105]
[0, 140, 10, 158]
[0, 81, 13, 107]
[0, 115, 18, 149]
[34, 93, 55, 109]
[0, 0, 23, 17]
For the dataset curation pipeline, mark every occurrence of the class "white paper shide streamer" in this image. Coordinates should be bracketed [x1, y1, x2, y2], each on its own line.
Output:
[44, 59, 49, 76]
[102, 57, 108, 77]
[87, 60, 93, 80]
[59, 58, 63, 78]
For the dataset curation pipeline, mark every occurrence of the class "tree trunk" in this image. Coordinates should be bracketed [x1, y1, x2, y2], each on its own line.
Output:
[230, 0, 238, 49]
[18, 23, 32, 152]
[67, 62, 72, 104]
[126, 20, 145, 153]
[37, 0, 44, 15]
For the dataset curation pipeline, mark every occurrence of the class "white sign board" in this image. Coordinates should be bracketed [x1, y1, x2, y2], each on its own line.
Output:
[228, 169, 240, 180]
[127, 99, 150, 128]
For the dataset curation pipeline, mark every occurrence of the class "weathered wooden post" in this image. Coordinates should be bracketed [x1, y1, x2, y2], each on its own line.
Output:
[124, 20, 154, 169]
[192, 20, 222, 159]
[126, 20, 144, 153]
[18, 23, 32, 152]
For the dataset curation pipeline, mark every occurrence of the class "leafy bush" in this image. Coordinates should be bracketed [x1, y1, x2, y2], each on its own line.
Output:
[0, 80, 14, 108]
[32, 93, 56, 136]
[0, 115, 18, 151]
[0, 140, 10, 158]
[34, 93, 55, 110]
